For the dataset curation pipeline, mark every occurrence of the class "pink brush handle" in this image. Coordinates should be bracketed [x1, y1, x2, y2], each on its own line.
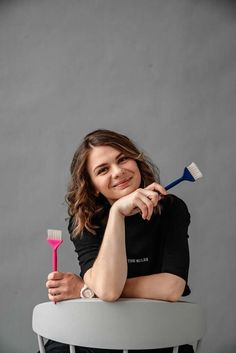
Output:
[47, 238, 63, 304]
[52, 248, 58, 272]
[47, 239, 63, 272]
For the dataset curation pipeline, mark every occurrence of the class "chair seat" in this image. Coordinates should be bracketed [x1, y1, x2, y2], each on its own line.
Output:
[32, 298, 206, 350]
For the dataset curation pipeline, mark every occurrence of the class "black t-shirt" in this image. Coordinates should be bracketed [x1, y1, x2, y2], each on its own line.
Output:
[70, 194, 191, 296]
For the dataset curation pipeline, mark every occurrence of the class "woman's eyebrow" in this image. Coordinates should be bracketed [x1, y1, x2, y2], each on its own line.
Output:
[93, 152, 123, 173]
[116, 152, 123, 159]
[93, 162, 107, 173]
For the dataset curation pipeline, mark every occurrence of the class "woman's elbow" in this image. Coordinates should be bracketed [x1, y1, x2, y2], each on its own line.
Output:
[166, 291, 182, 302]
[94, 284, 122, 301]
[97, 290, 121, 302]
[164, 276, 186, 302]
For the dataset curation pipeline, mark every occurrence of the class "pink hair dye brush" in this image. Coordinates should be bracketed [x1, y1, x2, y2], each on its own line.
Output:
[165, 162, 203, 190]
[47, 229, 63, 272]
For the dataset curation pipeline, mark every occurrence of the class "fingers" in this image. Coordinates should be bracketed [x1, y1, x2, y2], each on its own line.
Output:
[47, 282, 71, 302]
[141, 189, 160, 205]
[134, 194, 154, 220]
[46, 272, 63, 300]
[144, 182, 167, 196]
[46, 272, 84, 302]
[112, 184, 166, 219]
[133, 189, 159, 220]
[47, 271, 63, 280]
[48, 287, 61, 296]
[46, 272, 63, 290]
[47, 277, 66, 302]
[134, 186, 166, 220]
[48, 291, 64, 303]
[47, 284, 61, 302]
[46, 279, 60, 289]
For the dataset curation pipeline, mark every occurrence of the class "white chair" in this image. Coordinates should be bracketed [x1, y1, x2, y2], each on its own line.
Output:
[32, 298, 206, 353]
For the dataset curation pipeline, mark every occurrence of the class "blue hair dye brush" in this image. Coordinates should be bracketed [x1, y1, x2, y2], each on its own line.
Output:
[165, 162, 203, 190]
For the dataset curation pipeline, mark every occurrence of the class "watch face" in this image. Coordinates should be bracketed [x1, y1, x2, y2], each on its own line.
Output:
[83, 288, 93, 298]
[81, 286, 94, 298]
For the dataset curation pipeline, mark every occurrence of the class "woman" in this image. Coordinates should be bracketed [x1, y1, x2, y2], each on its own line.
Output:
[45, 129, 193, 353]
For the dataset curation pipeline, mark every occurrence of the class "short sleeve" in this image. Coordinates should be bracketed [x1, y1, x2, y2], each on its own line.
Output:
[160, 195, 191, 296]
[69, 220, 103, 279]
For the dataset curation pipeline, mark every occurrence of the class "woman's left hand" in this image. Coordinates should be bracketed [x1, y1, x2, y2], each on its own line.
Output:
[144, 182, 167, 196]
[46, 271, 84, 302]
[143, 182, 167, 216]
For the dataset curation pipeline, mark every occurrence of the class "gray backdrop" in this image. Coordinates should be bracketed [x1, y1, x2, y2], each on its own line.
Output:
[0, 1, 235, 352]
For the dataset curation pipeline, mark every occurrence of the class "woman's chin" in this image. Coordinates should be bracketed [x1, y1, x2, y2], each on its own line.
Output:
[110, 185, 137, 201]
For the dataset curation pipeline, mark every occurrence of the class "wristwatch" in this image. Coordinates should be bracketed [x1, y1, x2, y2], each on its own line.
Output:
[80, 284, 95, 298]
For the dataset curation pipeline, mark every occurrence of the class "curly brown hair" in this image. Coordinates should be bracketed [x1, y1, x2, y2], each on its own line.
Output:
[65, 129, 161, 237]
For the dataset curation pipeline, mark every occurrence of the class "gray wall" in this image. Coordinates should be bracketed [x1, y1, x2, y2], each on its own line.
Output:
[0, 1, 235, 352]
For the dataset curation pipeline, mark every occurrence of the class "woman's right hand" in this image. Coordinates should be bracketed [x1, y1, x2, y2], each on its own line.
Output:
[46, 271, 84, 302]
[112, 183, 167, 220]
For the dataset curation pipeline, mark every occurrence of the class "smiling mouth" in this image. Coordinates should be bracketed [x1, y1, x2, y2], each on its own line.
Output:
[113, 177, 132, 188]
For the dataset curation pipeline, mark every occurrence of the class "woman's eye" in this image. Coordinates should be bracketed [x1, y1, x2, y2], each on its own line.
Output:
[97, 167, 108, 175]
[119, 156, 129, 163]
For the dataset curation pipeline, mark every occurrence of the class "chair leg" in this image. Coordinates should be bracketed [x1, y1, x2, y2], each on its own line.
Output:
[195, 339, 202, 352]
[70, 345, 76, 353]
[37, 335, 46, 353]
[191, 342, 197, 352]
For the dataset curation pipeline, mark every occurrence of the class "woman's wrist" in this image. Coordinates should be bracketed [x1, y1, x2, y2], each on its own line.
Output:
[110, 202, 125, 218]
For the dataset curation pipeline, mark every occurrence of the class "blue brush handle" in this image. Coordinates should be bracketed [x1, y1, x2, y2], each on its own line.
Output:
[165, 176, 184, 190]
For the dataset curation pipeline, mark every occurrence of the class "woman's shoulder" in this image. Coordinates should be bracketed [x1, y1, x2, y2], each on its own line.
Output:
[68, 216, 104, 245]
[160, 193, 188, 208]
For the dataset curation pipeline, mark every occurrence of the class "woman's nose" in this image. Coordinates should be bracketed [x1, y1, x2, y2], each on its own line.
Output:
[111, 164, 124, 178]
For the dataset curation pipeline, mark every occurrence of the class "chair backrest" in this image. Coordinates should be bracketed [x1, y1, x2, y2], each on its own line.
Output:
[32, 298, 206, 351]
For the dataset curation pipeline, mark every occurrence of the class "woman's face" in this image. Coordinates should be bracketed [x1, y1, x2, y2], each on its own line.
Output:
[87, 145, 142, 204]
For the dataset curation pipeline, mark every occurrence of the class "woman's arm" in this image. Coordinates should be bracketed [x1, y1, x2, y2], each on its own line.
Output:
[45, 271, 185, 302]
[120, 194, 190, 302]
[84, 186, 166, 301]
[46, 185, 163, 302]
[121, 273, 186, 302]
[84, 205, 127, 301]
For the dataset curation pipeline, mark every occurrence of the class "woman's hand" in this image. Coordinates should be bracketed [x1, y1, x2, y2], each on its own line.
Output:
[144, 182, 167, 195]
[46, 271, 84, 302]
[112, 182, 167, 220]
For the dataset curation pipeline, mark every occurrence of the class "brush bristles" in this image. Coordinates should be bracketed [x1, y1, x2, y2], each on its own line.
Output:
[47, 229, 62, 240]
[187, 162, 203, 180]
